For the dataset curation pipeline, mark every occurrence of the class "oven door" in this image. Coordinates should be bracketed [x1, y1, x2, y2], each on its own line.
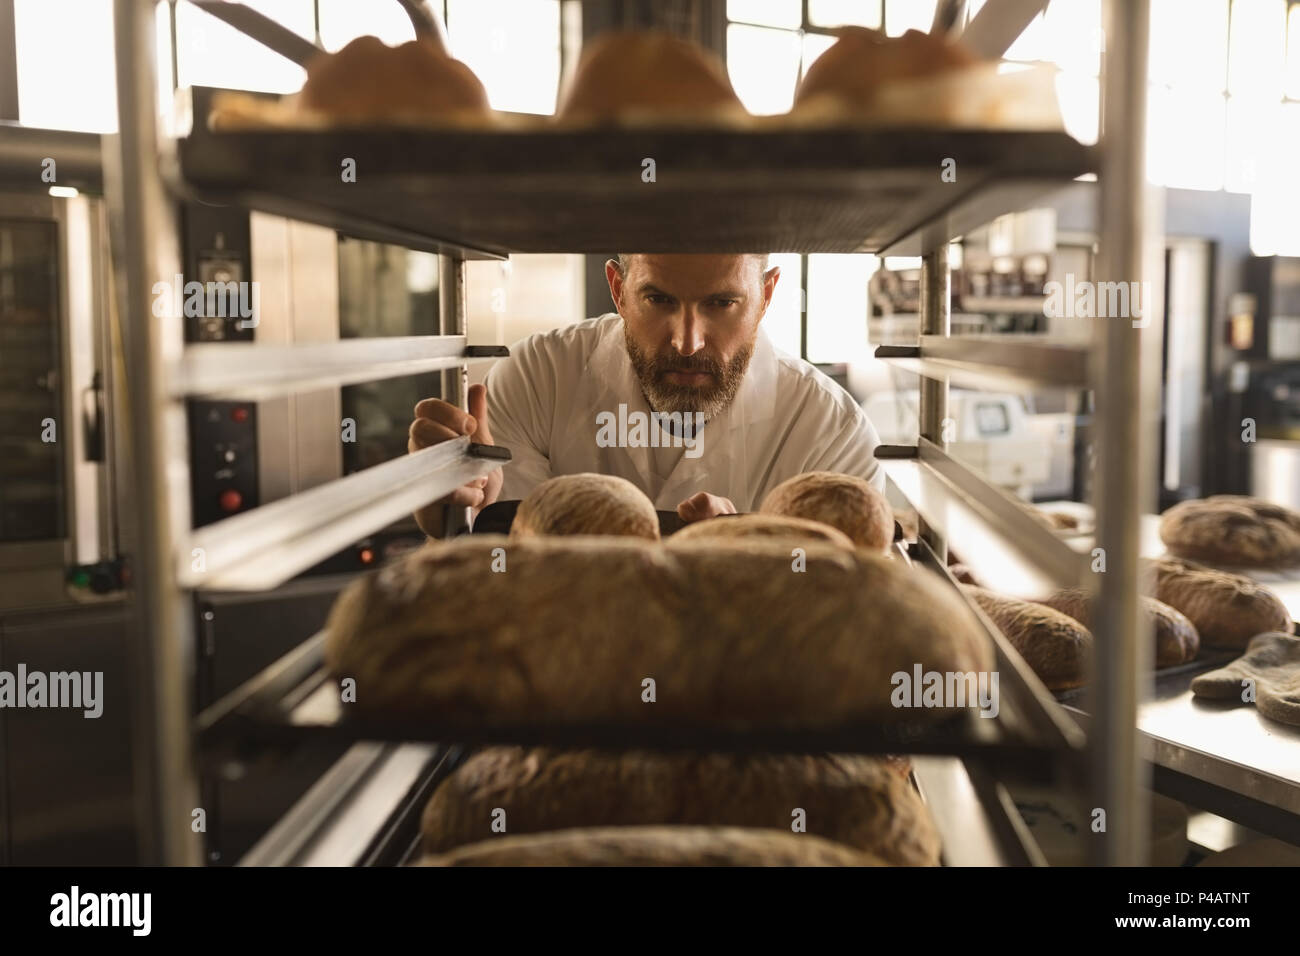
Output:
[0, 193, 116, 611]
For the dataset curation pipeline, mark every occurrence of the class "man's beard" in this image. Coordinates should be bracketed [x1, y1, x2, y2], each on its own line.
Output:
[623, 328, 754, 418]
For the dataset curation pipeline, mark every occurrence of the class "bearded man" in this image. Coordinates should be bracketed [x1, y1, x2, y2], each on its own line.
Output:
[408, 254, 883, 533]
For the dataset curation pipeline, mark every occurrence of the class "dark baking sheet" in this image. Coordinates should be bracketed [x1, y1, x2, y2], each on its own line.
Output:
[468, 499, 688, 537]
[1050, 649, 1243, 706]
[169, 87, 1095, 258]
[196, 630, 1077, 784]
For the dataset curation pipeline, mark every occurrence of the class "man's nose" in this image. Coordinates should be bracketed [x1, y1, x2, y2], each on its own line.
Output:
[671, 307, 706, 356]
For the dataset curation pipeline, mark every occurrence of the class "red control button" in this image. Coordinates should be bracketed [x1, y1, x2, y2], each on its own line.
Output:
[230, 406, 249, 423]
[219, 489, 243, 512]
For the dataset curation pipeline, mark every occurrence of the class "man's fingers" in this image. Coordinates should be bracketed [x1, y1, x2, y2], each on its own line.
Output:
[676, 492, 708, 521]
[413, 397, 476, 436]
[408, 417, 461, 452]
[467, 384, 493, 444]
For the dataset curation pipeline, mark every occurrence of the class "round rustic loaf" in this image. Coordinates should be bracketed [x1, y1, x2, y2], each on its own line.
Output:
[1159, 495, 1300, 567]
[759, 471, 894, 553]
[1034, 588, 1200, 668]
[324, 535, 993, 728]
[413, 825, 888, 867]
[297, 36, 489, 122]
[1145, 557, 1294, 649]
[964, 586, 1092, 691]
[556, 31, 745, 123]
[793, 27, 976, 111]
[667, 512, 854, 549]
[421, 747, 939, 865]
[511, 473, 659, 541]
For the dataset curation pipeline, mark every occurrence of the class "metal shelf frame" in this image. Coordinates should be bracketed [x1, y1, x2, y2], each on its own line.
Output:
[109, 0, 1147, 867]
[110, 0, 512, 864]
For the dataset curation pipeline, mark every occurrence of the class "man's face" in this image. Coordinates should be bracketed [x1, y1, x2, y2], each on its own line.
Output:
[607, 254, 778, 417]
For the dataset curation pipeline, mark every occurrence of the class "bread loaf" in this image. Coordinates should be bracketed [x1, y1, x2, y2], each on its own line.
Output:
[556, 32, 745, 124]
[667, 513, 854, 549]
[324, 535, 993, 727]
[413, 825, 888, 867]
[1146, 557, 1294, 649]
[297, 36, 490, 122]
[1159, 495, 1300, 567]
[511, 473, 659, 540]
[1034, 588, 1200, 668]
[964, 587, 1091, 691]
[1190, 632, 1300, 727]
[421, 747, 940, 865]
[759, 471, 894, 553]
[794, 27, 976, 111]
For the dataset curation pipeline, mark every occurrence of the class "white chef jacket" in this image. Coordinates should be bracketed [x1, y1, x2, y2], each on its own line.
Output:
[483, 312, 884, 512]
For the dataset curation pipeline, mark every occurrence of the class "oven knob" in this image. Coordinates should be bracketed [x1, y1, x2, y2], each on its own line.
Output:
[219, 489, 243, 512]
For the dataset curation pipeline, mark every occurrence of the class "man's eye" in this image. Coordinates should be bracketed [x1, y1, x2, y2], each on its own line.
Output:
[646, 294, 672, 305]
[710, 298, 738, 308]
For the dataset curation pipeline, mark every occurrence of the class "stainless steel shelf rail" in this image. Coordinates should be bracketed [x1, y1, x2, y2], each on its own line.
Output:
[111, 0, 512, 864]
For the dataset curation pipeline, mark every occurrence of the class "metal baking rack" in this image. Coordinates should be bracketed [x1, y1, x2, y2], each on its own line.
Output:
[111, 0, 1154, 866]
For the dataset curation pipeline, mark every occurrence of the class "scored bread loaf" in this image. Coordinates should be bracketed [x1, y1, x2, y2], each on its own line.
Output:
[1159, 495, 1300, 568]
[667, 513, 854, 549]
[759, 471, 894, 553]
[413, 826, 888, 867]
[1146, 557, 1294, 649]
[297, 36, 490, 122]
[1034, 588, 1200, 668]
[793, 27, 976, 111]
[964, 587, 1092, 691]
[556, 31, 745, 124]
[511, 473, 659, 540]
[420, 747, 940, 866]
[324, 535, 993, 728]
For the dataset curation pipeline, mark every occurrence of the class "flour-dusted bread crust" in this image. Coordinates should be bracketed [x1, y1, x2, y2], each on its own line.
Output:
[421, 747, 939, 865]
[667, 513, 854, 549]
[1035, 588, 1200, 668]
[413, 825, 888, 867]
[324, 535, 993, 728]
[1191, 632, 1300, 727]
[1146, 557, 1294, 650]
[964, 587, 1092, 691]
[793, 27, 976, 111]
[556, 31, 745, 124]
[1159, 495, 1300, 568]
[510, 473, 659, 541]
[297, 36, 490, 122]
[759, 471, 894, 553]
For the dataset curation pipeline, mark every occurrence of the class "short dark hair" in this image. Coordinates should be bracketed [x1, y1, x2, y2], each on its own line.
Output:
[614, 253, 771, 276]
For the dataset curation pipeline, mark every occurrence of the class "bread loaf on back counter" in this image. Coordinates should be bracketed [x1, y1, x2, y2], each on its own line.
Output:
[1146, 557, 1294, 650]
[324, 535, 993, 728]
[421, 747, 940, 865]
[1035, 588, 1200, 668]
[964, 587, 1091, 691]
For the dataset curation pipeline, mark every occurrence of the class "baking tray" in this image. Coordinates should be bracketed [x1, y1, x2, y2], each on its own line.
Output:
[167, 87, 1096, 258]
[196, 624, 1081, 783]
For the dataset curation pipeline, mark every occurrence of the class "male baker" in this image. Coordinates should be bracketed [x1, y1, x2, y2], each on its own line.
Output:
[409, 254, 883, 534]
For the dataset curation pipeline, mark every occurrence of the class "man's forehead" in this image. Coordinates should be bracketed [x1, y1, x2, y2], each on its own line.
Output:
[627, 254, 763, 292]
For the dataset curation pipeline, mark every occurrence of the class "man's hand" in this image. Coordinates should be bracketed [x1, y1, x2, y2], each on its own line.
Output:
[676, 491, 737, 524]
[408, 383, 503, 534]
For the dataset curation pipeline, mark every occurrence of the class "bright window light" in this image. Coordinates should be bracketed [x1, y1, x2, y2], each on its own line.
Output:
[1287, 4, 1300, 99]
[763, 253, 804, 358]
[1228, 0, 1286, 96]
[1149, 0, 1228, 91]
[727, 23, 802, 115]
[447, 0, 560, 114]
[1146, 86, 1225, 190]
[1043, 0, 1102, 77]
[1056, 72, 1100, 145]
[809, 0, 883, 29]
[807, 254, 872, 363]
[727, 0, 802, 30]
[318, 0, 417, 50]
[1249, 102, 1300, 255]
[15, 0, 118, 132]
[175, 0, 311, 94]
[885, 0, 937, 36]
